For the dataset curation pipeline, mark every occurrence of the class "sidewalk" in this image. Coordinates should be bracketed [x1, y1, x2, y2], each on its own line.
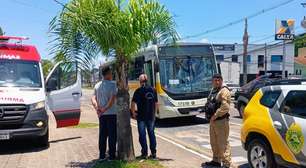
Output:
[81, 89, 207, 168]
[131, 122, 205, 168]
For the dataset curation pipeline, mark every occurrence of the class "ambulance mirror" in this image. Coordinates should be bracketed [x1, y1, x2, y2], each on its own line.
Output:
[46, 78, 58, 92]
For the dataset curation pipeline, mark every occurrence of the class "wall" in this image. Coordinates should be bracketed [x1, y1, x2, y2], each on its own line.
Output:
[214, 43, 295, 76]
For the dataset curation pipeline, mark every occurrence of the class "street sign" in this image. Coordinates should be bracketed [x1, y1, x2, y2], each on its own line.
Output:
[275, 19, 295, 40]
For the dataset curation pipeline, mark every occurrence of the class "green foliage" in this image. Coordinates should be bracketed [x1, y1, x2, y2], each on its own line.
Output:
[0, 27, 3, 36]
[69, 122, 99, 128]
[93, 160, 164, 168]
[49, 0, 178, 67]
[41, 59, 54, 77]
[294, 34, 306, 56]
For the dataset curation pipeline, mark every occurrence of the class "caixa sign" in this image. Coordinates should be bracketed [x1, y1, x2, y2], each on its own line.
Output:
[275, 19, 295, 40]
[0, 54, 21, 60]
[275, 34, 295, 40]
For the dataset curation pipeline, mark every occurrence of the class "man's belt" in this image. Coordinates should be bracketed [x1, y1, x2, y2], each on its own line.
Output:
[216, 113, 230, 121]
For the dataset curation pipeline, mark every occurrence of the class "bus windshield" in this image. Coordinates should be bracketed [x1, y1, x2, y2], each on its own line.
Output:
[0, 60, 42, 88]
[159, 56, 216, 94]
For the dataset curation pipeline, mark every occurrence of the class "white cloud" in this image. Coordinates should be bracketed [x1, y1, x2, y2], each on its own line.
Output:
[200, 38, 209, 43]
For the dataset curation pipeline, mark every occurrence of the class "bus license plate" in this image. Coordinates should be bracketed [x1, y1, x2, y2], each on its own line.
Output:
[189, 111, 200, 115]
[0, 133, 10, 140]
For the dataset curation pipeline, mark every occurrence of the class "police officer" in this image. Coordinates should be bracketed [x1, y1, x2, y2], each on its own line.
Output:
[204, 74, 232, 168]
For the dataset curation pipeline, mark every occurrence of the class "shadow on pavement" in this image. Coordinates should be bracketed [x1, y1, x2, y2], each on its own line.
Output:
[238, 163, 249, 168]
[201, 163, 249, 168]
[135, 155, 173, 162]
[155, 116, 209, 128]
[66, 160, 96, 168]
[49, 136, 82, 144]
[0, 139, 48, 155]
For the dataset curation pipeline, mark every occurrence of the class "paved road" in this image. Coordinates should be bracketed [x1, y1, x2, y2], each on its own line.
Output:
[81, 89, 250, 167]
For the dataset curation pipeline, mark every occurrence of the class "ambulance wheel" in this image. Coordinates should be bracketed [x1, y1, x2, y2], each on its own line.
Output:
[37, 129, 49, 148]
[247, 139, 276, 168]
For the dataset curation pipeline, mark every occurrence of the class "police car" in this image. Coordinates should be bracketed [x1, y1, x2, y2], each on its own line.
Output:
[241, 79, 306, 168]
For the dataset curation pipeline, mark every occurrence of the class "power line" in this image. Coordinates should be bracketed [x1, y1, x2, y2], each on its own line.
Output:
[10, 0, 52, 14]
[217, 29, 305, 62]
[233, 30, 305, 57]
[182, 0, 296, 40]
[221, 41, 289, 61]
[249, 26, 303, 44]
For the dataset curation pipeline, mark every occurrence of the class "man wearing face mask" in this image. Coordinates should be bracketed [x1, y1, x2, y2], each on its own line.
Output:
[204, 74, 232, 168]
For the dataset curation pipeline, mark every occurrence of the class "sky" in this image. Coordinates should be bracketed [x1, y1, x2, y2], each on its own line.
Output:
[0, 0, 305, 61]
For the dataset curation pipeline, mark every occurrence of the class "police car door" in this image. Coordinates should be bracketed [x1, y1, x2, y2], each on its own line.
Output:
[276, 89, 306, 166]
[45, 62, 81, 128]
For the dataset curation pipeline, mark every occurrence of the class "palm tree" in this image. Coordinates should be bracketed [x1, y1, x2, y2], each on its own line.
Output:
[0, 27, 3, 36]
[49, 0, 178, 161]
[42, 59, 54, 77]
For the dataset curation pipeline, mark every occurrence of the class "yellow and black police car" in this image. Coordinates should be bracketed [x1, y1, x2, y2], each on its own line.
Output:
[241, 79, 306, 168]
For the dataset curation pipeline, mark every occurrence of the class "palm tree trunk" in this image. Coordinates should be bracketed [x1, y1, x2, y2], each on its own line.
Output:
[116, 54, 135, 161]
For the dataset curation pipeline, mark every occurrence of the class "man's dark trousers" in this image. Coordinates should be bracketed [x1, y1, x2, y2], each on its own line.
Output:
[99, 115, 117, 159]
[137, 119, 157, 156]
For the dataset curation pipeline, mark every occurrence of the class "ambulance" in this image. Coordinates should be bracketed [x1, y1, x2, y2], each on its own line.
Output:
[0, 36, 81, 146]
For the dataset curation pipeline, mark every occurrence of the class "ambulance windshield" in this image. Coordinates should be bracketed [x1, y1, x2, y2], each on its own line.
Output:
[0, 60, 42, 88]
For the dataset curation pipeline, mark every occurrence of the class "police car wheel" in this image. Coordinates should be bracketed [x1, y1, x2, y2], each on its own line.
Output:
[247, 139, 276, 168]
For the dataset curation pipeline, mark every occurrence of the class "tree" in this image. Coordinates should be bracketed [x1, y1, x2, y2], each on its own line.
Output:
[49, 0, 178, 161]
[294, 33, 306, 56]
[0, 27, 3, 36]
[42, 59, 54, 77]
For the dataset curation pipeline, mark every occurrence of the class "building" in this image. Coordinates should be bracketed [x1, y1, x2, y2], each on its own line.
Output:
[294, 33, 306, 78]
[213, 43, 294, 84]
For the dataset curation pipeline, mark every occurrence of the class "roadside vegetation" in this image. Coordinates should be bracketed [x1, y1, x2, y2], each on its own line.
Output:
[69, 122, 99, 129]
[93, 159, 164, 168]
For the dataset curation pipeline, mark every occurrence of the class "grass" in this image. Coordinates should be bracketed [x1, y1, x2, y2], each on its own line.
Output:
[69, 122, 99, 129]
[93, 160, 164, 168]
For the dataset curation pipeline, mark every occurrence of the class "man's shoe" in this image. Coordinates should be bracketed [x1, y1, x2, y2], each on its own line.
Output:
[108, 156, 116, 161]
[149, 153, 157, 160]
[140, 154, 148, 159]
[204, 161, 221, 167]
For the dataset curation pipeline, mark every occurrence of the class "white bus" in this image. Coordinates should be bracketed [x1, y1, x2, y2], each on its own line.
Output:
[130, 43, 218, 119]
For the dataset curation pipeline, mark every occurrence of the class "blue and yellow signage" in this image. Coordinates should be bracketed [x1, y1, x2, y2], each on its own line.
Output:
[275, 19, 295, 40]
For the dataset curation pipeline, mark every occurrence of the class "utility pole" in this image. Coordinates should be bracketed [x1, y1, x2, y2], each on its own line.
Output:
[282, 40, 286, 79]
[264, 43, 268, 74]
[242, 18, 249, 85]
[302, 3, 306, 29]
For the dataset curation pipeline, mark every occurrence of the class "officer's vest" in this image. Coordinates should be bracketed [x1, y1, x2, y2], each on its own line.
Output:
[207, 86, 230, 120]
[207, 88, 222, 113]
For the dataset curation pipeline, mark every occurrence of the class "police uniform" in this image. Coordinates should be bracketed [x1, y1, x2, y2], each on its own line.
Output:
[209, 86, 232, 167]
